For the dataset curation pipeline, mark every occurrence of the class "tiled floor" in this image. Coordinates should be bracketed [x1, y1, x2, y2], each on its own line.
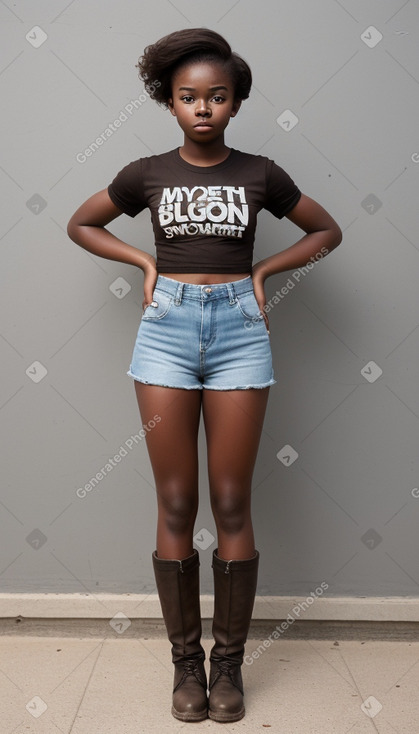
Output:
[1, 633, 418, 733]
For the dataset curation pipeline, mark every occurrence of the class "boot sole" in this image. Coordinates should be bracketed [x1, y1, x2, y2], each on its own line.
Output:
[171, 705, 208, 722]
[208, 706, 245, 722]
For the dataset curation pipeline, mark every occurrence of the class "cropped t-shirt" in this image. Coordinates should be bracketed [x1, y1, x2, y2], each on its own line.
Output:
[107, 147, 302, 273]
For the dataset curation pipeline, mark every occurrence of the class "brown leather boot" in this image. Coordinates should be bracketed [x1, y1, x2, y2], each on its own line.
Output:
[152, 549, 208, 721]
[208, 547, 259, 722]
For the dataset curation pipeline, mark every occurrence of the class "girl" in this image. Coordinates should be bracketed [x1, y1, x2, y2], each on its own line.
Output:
[67, 28, 342, 723]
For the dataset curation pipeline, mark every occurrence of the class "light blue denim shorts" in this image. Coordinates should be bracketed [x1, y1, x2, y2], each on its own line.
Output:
[127, 274, 276, 390]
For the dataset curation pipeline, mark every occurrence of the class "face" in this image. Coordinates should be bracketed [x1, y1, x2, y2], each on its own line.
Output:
[167, 61, 241, 142]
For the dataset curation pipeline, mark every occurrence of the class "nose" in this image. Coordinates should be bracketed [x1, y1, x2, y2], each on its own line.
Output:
[195, 99, 211, 116]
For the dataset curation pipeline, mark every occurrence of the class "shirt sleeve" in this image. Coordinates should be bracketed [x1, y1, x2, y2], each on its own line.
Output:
[264, 158, 302, 219]
[107, 159, 146, 218]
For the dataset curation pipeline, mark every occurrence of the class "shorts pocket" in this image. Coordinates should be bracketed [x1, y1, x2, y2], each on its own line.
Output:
[236, 291, 264, 321]
[142, 289, 173, 320]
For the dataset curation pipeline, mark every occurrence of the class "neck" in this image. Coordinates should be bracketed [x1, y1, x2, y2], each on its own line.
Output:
[179, 137, 230, 166]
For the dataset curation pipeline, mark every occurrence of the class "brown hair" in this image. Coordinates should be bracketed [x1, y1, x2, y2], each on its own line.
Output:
[136, 28, 252, 108]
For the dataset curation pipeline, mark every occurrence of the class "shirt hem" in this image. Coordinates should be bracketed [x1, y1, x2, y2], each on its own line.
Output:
[157, 267, 253, 274]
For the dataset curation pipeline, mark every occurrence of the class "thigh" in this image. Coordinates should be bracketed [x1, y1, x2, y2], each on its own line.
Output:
[202, 388, 270, 492]
[134, 383, 202, 491]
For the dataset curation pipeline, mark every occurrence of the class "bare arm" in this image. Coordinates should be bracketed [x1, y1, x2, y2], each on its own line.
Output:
[252, 194, 342, 330]
[67, 189, 157, 306]
[253, 194, 342, 281]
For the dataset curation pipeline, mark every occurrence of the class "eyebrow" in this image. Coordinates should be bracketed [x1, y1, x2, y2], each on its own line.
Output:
[178, 86, 229, 92]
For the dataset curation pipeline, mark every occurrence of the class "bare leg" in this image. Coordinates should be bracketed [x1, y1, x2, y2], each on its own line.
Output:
[202, 387, 270, 560]
[134, 383, 202, 560]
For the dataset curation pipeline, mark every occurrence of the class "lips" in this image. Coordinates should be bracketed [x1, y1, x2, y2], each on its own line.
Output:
[194, 122, 213, 127]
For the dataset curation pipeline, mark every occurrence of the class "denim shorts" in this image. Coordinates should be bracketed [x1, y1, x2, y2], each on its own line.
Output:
[127, 274, 276, 390]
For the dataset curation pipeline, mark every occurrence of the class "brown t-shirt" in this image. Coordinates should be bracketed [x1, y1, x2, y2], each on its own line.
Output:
[107, 147, 301, 273]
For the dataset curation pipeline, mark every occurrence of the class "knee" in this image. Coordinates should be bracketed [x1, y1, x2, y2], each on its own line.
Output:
[158, 484, 197, 535]
[211, 485, 250, 535]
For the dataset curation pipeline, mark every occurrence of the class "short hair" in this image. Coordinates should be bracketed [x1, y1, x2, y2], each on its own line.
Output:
[136, 27, 252, 108]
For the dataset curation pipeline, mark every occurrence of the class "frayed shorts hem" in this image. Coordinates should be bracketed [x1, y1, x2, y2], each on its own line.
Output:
[202, 379, 276, 390]
[127, 372, 199, 389]
[127, 371, 276, 391]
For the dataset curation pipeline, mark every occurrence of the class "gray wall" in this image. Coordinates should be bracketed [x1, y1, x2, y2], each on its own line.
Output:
[1, 0, 418, 597]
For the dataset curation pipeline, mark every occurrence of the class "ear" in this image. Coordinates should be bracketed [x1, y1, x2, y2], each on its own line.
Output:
[230, 99, 242, 118]
[167, 98, 176, 116]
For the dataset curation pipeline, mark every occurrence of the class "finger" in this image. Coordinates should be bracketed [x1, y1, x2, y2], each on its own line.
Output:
[142, 291, 154, 310]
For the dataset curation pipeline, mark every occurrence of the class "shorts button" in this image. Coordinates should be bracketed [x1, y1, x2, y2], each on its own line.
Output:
[204, 287, 212, 293]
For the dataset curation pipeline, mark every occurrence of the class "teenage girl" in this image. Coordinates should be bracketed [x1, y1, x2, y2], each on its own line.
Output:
[67, 28, 342, 724]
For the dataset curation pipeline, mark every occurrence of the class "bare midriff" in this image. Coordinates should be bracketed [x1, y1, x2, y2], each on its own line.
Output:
[161, 273, 251, 285]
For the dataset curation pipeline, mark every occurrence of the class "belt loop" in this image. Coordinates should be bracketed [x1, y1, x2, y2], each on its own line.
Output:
[174, 282, 184, 306]
[226, 282, 236, 305]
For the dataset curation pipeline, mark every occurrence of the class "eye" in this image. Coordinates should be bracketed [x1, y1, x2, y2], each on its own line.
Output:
[212, 96, 225, 103]
[181, 95, 194, 103]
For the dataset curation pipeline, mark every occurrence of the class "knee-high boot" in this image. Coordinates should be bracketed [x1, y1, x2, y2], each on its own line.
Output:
[208, 547, 259, 722]
[152, 548, 208, 721]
